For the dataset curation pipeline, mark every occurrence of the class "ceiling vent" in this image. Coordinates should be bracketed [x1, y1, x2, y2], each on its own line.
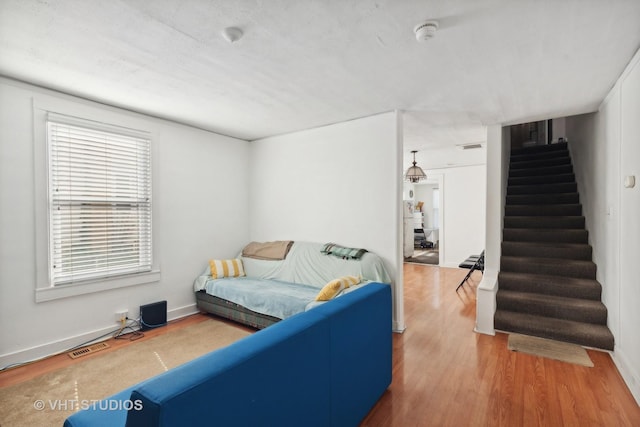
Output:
[456, 143, 484, 150]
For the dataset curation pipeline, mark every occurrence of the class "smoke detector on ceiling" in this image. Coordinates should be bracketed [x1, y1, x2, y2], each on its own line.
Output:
[414, 20, 439, 42]
[222, 27, 243, 43]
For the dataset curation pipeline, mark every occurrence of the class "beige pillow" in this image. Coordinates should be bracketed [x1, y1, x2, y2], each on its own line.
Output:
[209, 259, 245, 279]
[315, 276, 361, 301]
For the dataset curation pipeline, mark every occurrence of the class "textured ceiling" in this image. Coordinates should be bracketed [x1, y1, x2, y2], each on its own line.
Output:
[1, 0, 639, 152]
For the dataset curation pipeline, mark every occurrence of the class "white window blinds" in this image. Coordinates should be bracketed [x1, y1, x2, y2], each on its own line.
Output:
[47, 116, 152, 285]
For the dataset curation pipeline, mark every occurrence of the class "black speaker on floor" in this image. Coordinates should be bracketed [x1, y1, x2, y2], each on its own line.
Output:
[140, 300, 167, 330]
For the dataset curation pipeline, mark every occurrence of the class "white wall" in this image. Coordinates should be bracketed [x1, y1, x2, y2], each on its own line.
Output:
[476, 125, 509, 335]
[249, 112, 404, 330]
[551, 117, 566, 143]
[0, 79, 250, 367]
[408, 145, 486, 171]
[564, 49, 640, 404]
[426, 165, 486, 268]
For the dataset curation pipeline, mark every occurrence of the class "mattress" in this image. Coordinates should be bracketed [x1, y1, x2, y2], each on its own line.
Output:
[195, 291, 280, 330]
[203, 277, 319, 320]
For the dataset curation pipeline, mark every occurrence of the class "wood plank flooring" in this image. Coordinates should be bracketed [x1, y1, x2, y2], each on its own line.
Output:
[362, 264, 640, 426]
[1, 264, 638, 426]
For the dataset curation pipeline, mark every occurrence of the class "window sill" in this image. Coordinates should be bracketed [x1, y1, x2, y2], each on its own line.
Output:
[35, 270, 161, 303]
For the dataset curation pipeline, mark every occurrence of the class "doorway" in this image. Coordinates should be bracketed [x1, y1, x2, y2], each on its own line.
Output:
[403, 173, 444, 265]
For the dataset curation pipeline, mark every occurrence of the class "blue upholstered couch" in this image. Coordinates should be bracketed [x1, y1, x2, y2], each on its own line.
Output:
[64, 282, 392, 427]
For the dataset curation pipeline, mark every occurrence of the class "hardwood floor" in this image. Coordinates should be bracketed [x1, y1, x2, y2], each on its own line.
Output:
[362, 264, 640, 426]
[1, 264, 638, 426]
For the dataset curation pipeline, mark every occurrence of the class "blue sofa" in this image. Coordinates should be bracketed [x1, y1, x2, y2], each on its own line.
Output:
[64, 282, 392, 427]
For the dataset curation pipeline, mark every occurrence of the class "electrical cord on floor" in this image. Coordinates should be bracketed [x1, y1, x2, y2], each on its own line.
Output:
[113, 317, 144, 341]
[1, 313, 190, 371]
[0, 323, 135, 372]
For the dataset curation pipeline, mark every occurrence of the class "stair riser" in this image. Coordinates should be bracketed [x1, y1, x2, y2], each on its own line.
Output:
[503, 229, 588, 243]
[498, 272, 601, 300]
[510, 150, 570, 163]
[507, 182, 577, 195]
[503, 216, 585, 229]
[501, 257, 596, 279]
[510, 157, 571, 170]
[505, 204, 582, 216]
[509, 165, 573, 177]
[494, 311, 614, 350]
[506, 193, 579, 205]
[496, 293, 607, 324]
[511, 142, 568, 156]
[508, 174, 575, 186]
[501, 242, 592, 260]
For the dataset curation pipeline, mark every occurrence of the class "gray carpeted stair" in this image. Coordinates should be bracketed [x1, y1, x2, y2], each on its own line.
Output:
[495, 142, 614, 350]
[502, 242, 592, 260]
[494, 311, 614, 350]
[505, 204, 582, 216]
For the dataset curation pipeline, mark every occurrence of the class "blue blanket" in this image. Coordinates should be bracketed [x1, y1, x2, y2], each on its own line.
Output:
[204, 277, 318, 319]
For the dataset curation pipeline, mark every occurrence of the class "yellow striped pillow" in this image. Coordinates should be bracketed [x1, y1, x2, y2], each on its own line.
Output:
[209, 259, 245, 279]
[315, 276, 361, 301]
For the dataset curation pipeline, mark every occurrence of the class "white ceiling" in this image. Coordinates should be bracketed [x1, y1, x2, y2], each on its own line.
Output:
[1, 0, 639, 153]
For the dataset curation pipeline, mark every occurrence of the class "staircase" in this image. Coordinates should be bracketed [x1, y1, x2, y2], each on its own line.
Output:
[494, 142, 614, 350]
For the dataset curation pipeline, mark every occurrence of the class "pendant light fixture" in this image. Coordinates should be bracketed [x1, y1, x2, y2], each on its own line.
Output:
[405, 150, 427, 183]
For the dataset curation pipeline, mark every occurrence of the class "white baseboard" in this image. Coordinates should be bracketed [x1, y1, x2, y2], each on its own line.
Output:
[612, 347, 640, 406]
[168, 303, 199, 322]
[0, 303, 198, 370]
[392, 319, 406, 333]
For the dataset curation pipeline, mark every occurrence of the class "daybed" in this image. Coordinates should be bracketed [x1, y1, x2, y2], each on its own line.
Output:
[64, 282, 392, 427]
[193, 241, 392, 329]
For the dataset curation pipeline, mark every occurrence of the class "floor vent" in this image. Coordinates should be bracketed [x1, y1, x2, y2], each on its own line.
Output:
[67, 342, 110, 359]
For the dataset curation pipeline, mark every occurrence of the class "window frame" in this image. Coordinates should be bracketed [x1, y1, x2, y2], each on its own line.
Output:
[33, 96, 160, 302]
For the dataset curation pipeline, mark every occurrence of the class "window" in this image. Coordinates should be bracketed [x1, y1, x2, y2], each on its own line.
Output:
[47, 115, 152, 286]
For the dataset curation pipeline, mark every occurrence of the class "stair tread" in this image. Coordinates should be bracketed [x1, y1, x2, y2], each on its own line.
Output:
[506, 193, 580, 205]
[509, 157, 570, 163]
[508, 182, 576, 190]
[496, 289, 608, 324]
[502, 255, 593, 264]
[498, 289, 606, 308]
[498, 271, 602, 300]
[507, 192, 579, 197]
[501, 255, 596, 279]
[494, 310, 614, 350]
[509, 165, 573, 177]
[499, 270, 600, 286]
[503, 228, 588, 244]
[505, 204, 583, 216]
[502, 241, 591, 249]
[503, 227, 587, 233]
[503, 216, 584, 220]
[503, 216, 585, 228]
[510, 142, 568, 155]
[510, 150, 569, 162]
[511, 151, 569, 157]
[507, 184, 578, 196]
[508, 173, 575, 185]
